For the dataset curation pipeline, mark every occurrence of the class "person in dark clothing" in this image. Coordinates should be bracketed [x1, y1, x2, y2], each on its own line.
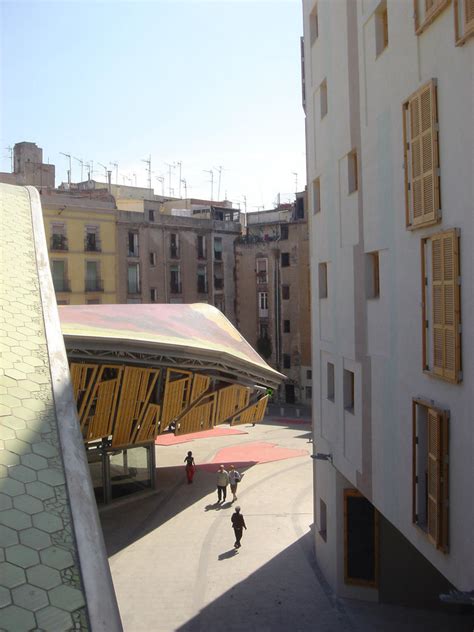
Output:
[231, 506, 247, 548]
[184, 451, 195, 484]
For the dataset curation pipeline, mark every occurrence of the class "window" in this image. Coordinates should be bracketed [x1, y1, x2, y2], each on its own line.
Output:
[319, 263, 328, 298]
[214, 267, 224, 290]
[280, 224, 289, 240]
[52, 260, 69, 292]
[56, 300, 69, 305]
[128, 231, 139, 257]
[327, 362, 335, 402]
[85, 261, 102, 292]
[306, 386, 313, 400]
[319, 499, 327, 541]
[312, 178, 321, 214]
[197, 235, 207, 259]
[150, 288, 157, 302]
[283, 320, 291, 333]
[366, 252, 380, 299]
[215, 296, 225, 313]
[403, 80, 440, 229]
[310, 4, 319, 46]
[197, 265, 208, 293]
[51, 223, 67, 251]
[86, 299, 101, 305]
[344, 490, 378, 587]
[422, 229, 461, 383]
[320, 79, 328, 118]
[256, 258, 268, 283]
[127, 263, 140, 294]
[259, 322, 269, 339]
[348, 151, 358, 194]
[258, 291, 268, 317]
[282, 285, 290, 300]
[283, 354, 291, 369]
[84, 225, 100, 252]
[214, 237, 223, 261]
[343, 369, 354, 412]
[454, 0, 474, 45]
[149, 251, 157, 267]
[414, 0, 450, 35]
[375, 2, 388, 56]
[307, 369, 312, 380]
[281, 253, 290, 267]
[170, 265, 181, 294]
[413, 399, 449, 551]
[295, 196, 304, 219]
[170, 233, 179, 259]
[148, 209, 155, 222]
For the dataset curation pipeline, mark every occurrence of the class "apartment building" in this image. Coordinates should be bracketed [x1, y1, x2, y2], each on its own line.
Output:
[303, 0, 473, 606]
[235, 194, 312, 405]
[116, 205, 241, 322]
[41, 190, 118, 304]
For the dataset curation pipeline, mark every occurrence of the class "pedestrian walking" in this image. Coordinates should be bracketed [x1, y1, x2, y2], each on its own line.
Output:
[184, 451, 195, 484]
[216, 464, 229, 502]
[228, 464, 242, 501]
[231, 506, 247, 548]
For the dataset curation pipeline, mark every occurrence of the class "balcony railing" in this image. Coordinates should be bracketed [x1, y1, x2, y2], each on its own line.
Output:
[214, 250, 223, 261]
[170, 246, 180, 259]
[84, 237, 102, 252]
[53, 278, 71, 292]
[85, 279, 104, 292]
[197, 280, 208, 294]
[51, 235, 68, 251]
[214, 277, 224, 290]
[128, 248, 139, 257]
[170, 282, 182, 294]
[127, 283, 141, 294]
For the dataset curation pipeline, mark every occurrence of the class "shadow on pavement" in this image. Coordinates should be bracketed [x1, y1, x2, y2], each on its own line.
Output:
[218, 549, 239, 561]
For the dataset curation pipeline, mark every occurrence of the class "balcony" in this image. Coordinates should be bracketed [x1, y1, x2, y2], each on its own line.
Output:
[170, 246, 180, 259]
[85, 278, 104, 292]
[53, 278, 71, 292]
[257, 270, 268, 284]
[170, 282, 182, 294]
[51, 235, 68, 251]
[214, 277, 224, 291]
[84, 236, 102, 252]
[197, 279, 208, 294]
[214, 250, 223, 261]
[128, 248, 139, 258]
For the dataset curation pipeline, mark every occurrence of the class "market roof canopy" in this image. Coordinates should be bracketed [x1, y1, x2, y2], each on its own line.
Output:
[59, 303, 284, 389]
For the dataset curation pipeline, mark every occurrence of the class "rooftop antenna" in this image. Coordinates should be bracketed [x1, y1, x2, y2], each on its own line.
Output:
[142, 154, 152, 191]
[60, 152, 72, 185]
[110, 162, 119, 184]
[85, 160, 95, 181]
[98, 162, 108, 183]
[155, 175, 165, 196]
[133, 173, 137, 186]
[6, 146, 13, 172]
[203, 169, 214, 201]
[73, 157, 84, 182]
[176, 161, 182, 197]
[214, 165, 223, 201]
[181, 178, 187, 198]
[165, 162, 176, 196]
[292, 171, 298, 193]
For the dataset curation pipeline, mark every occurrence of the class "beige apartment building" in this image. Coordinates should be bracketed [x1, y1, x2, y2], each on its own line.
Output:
[116, 205, 241, 323]
[235, 194, 311, 405]
[303, 0, 473, 607]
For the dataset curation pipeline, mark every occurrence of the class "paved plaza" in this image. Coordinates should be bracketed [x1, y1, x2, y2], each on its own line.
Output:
[100, 411, 472, 632]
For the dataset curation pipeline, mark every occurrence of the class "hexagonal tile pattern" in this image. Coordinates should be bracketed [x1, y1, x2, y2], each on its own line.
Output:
[0, 185, 87, 621]
[12, 583, 49, 611]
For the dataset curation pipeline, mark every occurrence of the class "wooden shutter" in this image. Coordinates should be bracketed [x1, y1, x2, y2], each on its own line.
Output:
[405, 80, 439, 228]
[465, 0, 474, 27]
[427, 408, 442, 545]
[431, 230, 460, 382]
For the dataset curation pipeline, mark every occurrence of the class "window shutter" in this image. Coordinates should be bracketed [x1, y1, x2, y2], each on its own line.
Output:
[440, 413, 449, 552]
[406, 81, 439, 227]
[465, 0, 474, 28]
[427, 408, 442, 546]
[432, 235, 444, 376]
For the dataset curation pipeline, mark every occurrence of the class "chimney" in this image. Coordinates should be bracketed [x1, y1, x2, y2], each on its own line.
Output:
[107, 170, 112, 193]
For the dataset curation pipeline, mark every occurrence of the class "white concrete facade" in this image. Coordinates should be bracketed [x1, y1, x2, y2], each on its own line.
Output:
[303, 0, 473, 601]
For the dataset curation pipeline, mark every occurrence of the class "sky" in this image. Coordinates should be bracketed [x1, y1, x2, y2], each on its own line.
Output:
[0, 0, 306, 211]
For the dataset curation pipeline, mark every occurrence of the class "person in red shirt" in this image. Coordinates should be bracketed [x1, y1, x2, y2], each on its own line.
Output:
[184, 451, 195, 484]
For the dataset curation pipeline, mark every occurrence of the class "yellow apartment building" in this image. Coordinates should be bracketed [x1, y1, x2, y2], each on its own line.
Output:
[41, 190, 118, 304]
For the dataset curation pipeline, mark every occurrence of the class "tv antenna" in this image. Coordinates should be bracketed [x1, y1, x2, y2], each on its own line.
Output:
[176, 161, 182, 197]
[155, 175, 165, 196]
[214, 165, 223, 201]
[292, 171, 298, 193]
[142, 154, 152, 191]
[203, 169, 214, 201]
[98, 162, 108, 183]
[164, 162, 176, 196]
[6, 146, 13, 171]
[110, 162, 119, 184]
[181, 178, 188, 198]
[73, 157, 85, 181]
[60, 152, 72, 185]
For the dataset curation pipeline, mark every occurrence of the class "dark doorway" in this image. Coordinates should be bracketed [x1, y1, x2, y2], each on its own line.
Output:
[285, 384, 295, 404]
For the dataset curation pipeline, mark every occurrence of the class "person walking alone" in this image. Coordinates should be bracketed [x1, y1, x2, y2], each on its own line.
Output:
[231, 506, 247, 548]
[216, 464, 229, 502]
[184, 451, 195, 484]
[228, 464, 242, 502]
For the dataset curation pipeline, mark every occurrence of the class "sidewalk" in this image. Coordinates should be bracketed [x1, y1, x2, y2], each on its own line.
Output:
[100, 416, 472, 632]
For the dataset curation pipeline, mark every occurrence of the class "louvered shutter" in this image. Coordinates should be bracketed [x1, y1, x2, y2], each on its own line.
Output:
[427, 408, 442, 545]
[465, 0, 474, 29]
[406, 81, 439, 227]
[432, 235, 444, 376]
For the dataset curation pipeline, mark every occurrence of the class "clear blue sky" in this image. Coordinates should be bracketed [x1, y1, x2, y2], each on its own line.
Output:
[0, 0, 305, 210]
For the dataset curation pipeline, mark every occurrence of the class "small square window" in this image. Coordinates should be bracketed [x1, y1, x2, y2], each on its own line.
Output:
[282, 285, 290, 300]
[280, 224, 289, 240]
[327, 362, 335, 402]
[150, 288, 157, 302]
[307, 369, 312, 380]
[148, 209, 155, 222]
[319, 263, 328, 299]
[283, 354, 291, 369]
[348, 151, 358, 194]
[375, 2, 389, 56]
[149, 251, 157, 267]
[320, 79, 328, 118]
[366, 252, 380, 299]
[310, 4, 319, 46]
[283, 320, 291, 333]
[312, 178, 321, 214]
[343, 369, 355, 413]
[281, 253, 290, 267]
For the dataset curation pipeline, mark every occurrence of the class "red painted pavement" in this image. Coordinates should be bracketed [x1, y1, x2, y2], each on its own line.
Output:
[198, 442, 308, 471]
[155, 426, 247, 446]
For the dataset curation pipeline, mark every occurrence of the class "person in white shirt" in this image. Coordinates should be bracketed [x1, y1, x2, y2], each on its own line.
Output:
[228, 464, 242, 502]
[216, 464, 229, 502]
